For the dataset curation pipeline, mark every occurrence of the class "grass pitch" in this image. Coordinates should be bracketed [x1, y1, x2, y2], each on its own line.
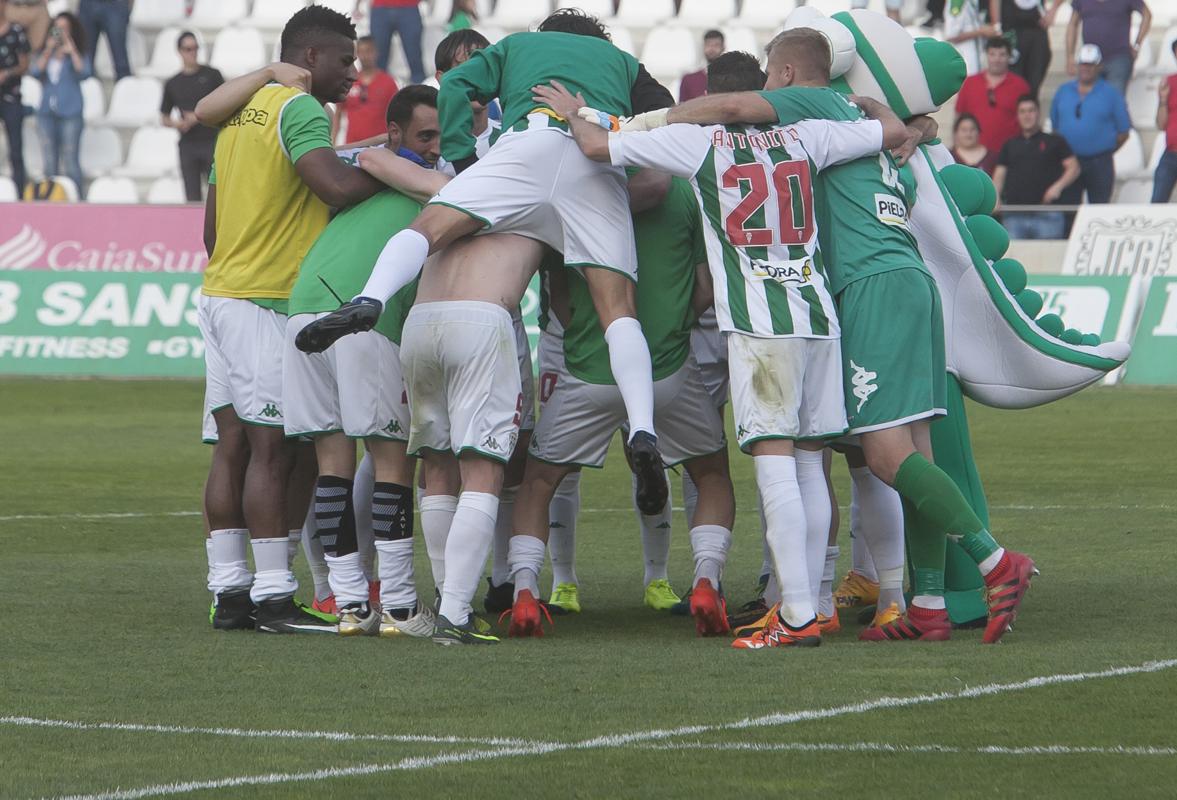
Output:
[1, 379, 1175, 799]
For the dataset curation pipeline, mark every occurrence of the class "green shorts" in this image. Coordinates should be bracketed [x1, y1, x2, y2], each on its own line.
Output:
[836, 268, 947, 434]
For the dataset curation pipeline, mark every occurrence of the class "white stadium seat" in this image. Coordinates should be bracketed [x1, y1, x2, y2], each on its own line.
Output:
[114, 127, 181, 179]
[478, 25, 509, 44]
[141, 28, 209, 79]
[80, 126, 124, 178]
[1115, 178, 1153, 203]
[677, 0, 736, 28]
[721, 25, 760, 58]
[1113, 129, 1146, 177]
[20, 74, 41, 112]
[146, 176, 188, 204]
[210, 26, 267, 78]
[0, 176, 17, 202]
[640, 25, 700, 80]
[104, 76, 164, 127]
[94, 27, 147, 79]
[736, 0, 795, 30]
[130, 0, 187, 30]
[189, 0, 248, 28]
[49, 175, 80, 201]
[1125, 74, 1160, 130]
[555, 0, 613, 20]
[613, 0, 675, 29]
[21, 118, 42, 180]
[249, 0, 309, 32]
[87, 176, 140, 203]
[81, 77, 106, 122]
[1153, 26, 1177, 75]
[1146, 134, 1167, 172]
[610, 25, 636, 57]
[487, 0, 552, 29]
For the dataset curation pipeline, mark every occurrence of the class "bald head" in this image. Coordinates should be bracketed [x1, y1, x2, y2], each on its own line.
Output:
[763, 28, 832, 90]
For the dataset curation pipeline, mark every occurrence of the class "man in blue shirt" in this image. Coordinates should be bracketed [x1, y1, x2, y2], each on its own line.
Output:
[1050, 43, 1131, 204]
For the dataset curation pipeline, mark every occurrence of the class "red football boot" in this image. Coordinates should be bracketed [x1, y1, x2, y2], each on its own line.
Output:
[982, 550, 1036, 644]
[689, 578, 731, 636]
[858, 604, 952, 642]
[500, 589, 552, 638]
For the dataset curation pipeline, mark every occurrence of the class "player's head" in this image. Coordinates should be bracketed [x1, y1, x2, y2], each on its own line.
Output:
[707, 51, 766, 94]
[356, 35, 377, 71]
[702, 30, 725, 64]
[280, 4, 358, 105]
[1015, 94, 1041, 133]
[386, 85, 441, 165]
[763, 28, 831, 90]
[537, 7, 610, 41]
[434, 28, 491, 80]
[176, 30, 199, 69]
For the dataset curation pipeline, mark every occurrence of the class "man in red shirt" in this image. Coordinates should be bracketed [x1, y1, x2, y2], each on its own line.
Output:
[1151, 39, 1177, 203]
[955, 37, 1031, 154]
[337, 34, 398, 144]
[678, 29, 724, 103]
[370, 0, 424, 83]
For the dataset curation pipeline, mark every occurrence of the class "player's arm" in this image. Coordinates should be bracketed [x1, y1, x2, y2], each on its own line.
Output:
[357, 146, 450, 203]
[691, 259, 713, 321]
[282, 95, 383, 208]
[203, 184, 216, 257]
[665, 92, 777, 126]
[438, 39, 505, 169]
[194, 62, 311, 126]
[846, 95, 908, 151]
[627, 168, 671, 213]
[891, 114, 939, 166]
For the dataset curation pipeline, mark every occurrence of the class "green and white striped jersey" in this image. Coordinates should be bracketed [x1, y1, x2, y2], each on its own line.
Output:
[608, 118, 883, 339]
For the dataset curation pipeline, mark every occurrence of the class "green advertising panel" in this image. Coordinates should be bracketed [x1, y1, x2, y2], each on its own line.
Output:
[1025, 274, 1133, 343]
[1123, 277, 1177, 386]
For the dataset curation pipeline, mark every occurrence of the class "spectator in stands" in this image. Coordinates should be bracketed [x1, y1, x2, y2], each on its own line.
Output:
[160, 31, 222, 203]
[1051, 44, 1131, 204]
[336, 34, 398, 145]
[951, 113, 999, 174]
[1066, 0, 1151, 96]
[0, 0, 31, 194]
[29, 12, 89, 193]
[370, 0, 425, 84]
[5, 0, 49, 52]
[78, 0, 130, 81]
[988, 0, 1065, 98]
[944, 0, 996, 76]
[1151, 40, 1177, 203]
[447, 0, 478, 32]
[679, 29, 724, 103]
[955, 37, 1030, 155]
[994, 95, 1079, 239]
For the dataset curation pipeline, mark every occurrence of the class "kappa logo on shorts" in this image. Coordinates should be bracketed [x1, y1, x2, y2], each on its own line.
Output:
[383, 419, 403, 435]
[737, 424, 749, 439]
[482, 434, 502, 452]
[849, 361, 878, 412]
[259, 403, 282, 419]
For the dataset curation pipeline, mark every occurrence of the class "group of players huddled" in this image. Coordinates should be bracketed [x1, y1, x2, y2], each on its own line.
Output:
[198, 4, 1035, 647]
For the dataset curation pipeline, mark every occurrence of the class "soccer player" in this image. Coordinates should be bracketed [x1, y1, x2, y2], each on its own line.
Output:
[537, 36, 907, 648]
[653, 30, 1037, 644]
[282, 85, 442, 638]
[197, 6, 385, 634]
[295, 9, 674, 520]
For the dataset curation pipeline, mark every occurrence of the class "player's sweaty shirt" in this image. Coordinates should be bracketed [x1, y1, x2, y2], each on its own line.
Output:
[562, 176, 706, 385]
[204, 84, 332, 303]
[288, 189, 421, 345]
[438, 31, 639, 161]
[607, 115, 884, 339]
[759, 86, 923, 295]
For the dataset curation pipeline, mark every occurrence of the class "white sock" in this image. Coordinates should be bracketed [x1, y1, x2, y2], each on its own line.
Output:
[764, 573, 782, 605]
[510, 533, 546, 601]
[375, 539, 416, 611]
[249, 537, 298, 603]
[603, 316, 655, 437]
[491, 485, 517, 587]
[978, 548, 1005, 576]
[325, 551, 369, 604]
[818, 545, 839, 618]
[353, 454, 377, 583]
[850, 465, 906, 610]
[547, 473, 581, 591]
[848, 466, 880, 582]
[681, 469, 699, 528]
[208, 529, 251, 595]
[420, 494, 457, 593]
[795, 449, 830, 611]
[689, 524, 731, 588]
[437, 491, 498, 625]
[756, 492, 772, 578]
[205, 538, 214, 595]
[300, 514, 332, 601]
[755, 455, 814, 627]
[912, 594, 946, 610]
[635, 473, 672, 585]
[358, 228, 430, 304]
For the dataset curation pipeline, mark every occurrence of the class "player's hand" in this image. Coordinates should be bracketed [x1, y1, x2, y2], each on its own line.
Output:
[266, 62, 312, 93]
[618, 109, 669, 131]
[891, 130, 921, 166]
[532, 79, 586, 121]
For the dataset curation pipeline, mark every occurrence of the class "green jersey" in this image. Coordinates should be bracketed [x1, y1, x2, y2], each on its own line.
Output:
[759, 86, 922, 296]
[438, 31, 639, 162]
[562, 177, 705, 384]
[288, 189, 420, 344]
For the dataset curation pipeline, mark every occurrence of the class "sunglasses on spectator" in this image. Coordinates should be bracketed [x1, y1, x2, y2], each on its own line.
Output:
[987, 89, 996, 107]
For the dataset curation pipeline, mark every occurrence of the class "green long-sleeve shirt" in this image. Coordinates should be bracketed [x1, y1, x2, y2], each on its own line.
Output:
[438, 31, 640, 162]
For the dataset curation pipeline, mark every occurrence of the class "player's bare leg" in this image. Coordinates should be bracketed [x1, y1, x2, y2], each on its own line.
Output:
[681, 448, 736, 636]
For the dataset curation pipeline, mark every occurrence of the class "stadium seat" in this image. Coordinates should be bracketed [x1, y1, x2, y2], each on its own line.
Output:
[1146, 132, 1167, 172]
[486, 0, 552, 29]
[610, 25, 636, 57]
[210, 26, 267, 78]
[146, 176, 188, 204]
[1153, 26, 1177, 75]
[676, 0, 736, 27]
[189, 0, 248, 29]
[640, 26, 699, 81]
[81, 77, 106, 122]
[735, 0, 795, 31]
[114, 126, 180, 178]
[94, 27, 147, 79]
[79, 126, 124, 178]
[21, 117, 42, 179]
[0, 176, 17, 202]
[86, 176, 139, 203]
[20, 74, 40, 113]
[142, 28, 210, 80]
[1115, 177, 1153, 203]
[479, 25, 508, 44]
[129, 0, 187, 30]
[555, 0, 613, 20]
[1113, 128, 1147, 177]
[1125, 74, 1160, 129]
[612, 0, 675, 29]
[248, 0, 309, 32]
[104, 76, 164, 127]
[664, 76, 682, 101]
[721, 25, 760, 58]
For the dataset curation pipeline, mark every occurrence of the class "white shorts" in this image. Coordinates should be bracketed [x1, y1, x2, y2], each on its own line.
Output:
[430, 126, 638, 280]
[401, 301, 522, 463]
[530, 351, 725, 468]
[727, 333, 848, 452]
[198, 294, 285, 443]
[536, 328, 564, 403]
[512, 307, 536, 432]
[283, 313, 409, 440]
[691, 314, 729, 410]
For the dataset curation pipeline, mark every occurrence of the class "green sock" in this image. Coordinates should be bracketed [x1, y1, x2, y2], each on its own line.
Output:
[901, 497, 946, 597]
[894, 452, 991, 540]
[960, 528, 1001, 564]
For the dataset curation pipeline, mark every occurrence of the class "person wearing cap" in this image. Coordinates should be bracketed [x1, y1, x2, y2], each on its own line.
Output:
[1066, 0, 1151, 96]
[1050, 43, 1131, 205]
[1151, 38, 1177, 203]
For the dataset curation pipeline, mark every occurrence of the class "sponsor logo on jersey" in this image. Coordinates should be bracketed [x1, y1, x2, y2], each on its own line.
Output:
[849, 361, 878, 412]
[750, 258, 813, 285]
[874, 194, 909, 228]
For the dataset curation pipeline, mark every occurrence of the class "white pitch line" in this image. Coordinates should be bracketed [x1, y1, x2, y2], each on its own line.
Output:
[0, 512, 201, 522]
[639, 741, 1177, 757]
[52, 658, 1177, 800]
